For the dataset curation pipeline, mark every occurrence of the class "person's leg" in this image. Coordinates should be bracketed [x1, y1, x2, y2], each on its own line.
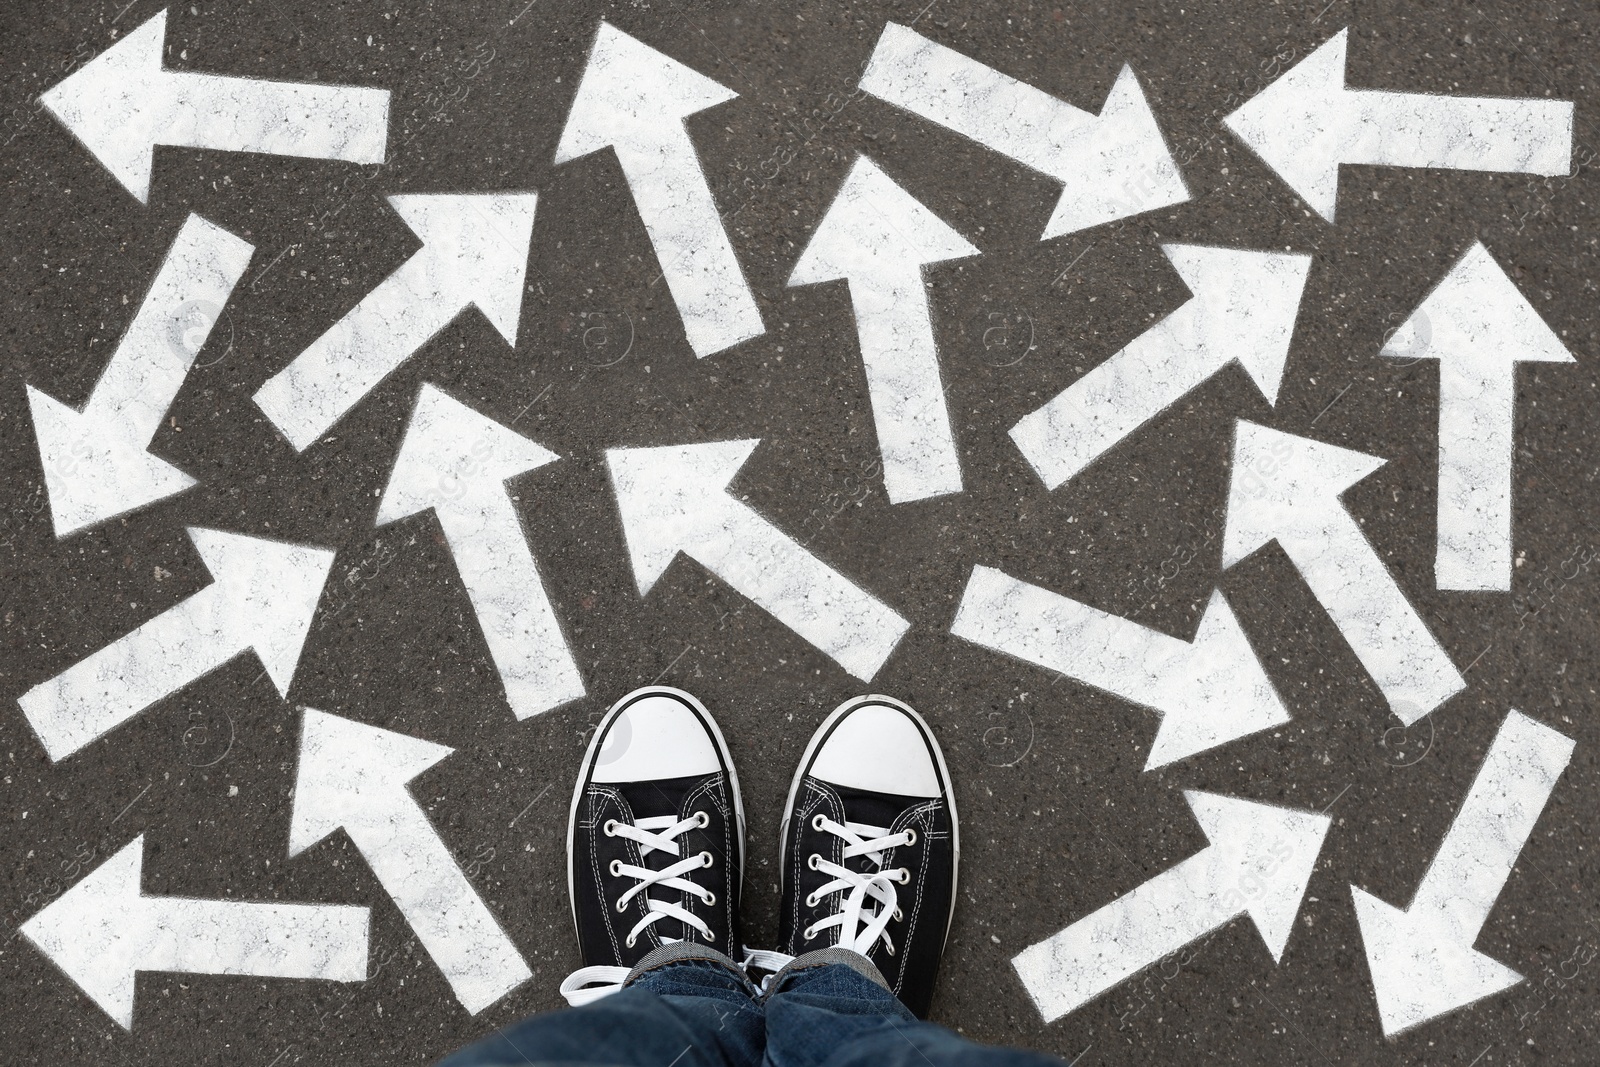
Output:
[437, 943, 764, 1067]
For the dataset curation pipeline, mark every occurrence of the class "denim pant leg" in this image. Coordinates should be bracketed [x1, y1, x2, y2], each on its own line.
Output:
[761, 950, 1065, 1067]
[438, 948, 765, 1067]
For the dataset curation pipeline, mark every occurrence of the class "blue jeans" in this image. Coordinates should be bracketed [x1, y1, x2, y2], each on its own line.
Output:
[438, 946, 1063, 1067]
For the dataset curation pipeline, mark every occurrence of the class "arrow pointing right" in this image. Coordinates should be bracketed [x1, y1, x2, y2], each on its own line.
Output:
[377, 384, 584, 720]
[21, 834, 368, 1029]
[253, 193, 538, 452]
[16, 528, 335, 761]
[951, 566, 1288, 769]
[1222, 421, 1465, 724]
[290, 709, 533, 1014]
[1381, 242, 1575, 592]
[1010, 244, 1312, 490]
[789, 156, 978, 504]
[1353, 709, 1574, 1036]
[1013, 791, 1330, 1022]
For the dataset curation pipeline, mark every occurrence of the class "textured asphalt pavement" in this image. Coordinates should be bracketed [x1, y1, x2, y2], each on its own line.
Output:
[2, 0, 1598, 1064]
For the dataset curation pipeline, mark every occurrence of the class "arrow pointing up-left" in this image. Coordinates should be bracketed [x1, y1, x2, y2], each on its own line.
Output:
[27, 213, 254, 537]
[21, 834, 369, 1029]
[41, 8, 390, 203]
[17, 527, 335, 761]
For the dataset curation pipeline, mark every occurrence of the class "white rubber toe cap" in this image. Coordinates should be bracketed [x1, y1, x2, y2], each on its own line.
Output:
[591, 692, 720, 783]
[810, 701, 942, 797]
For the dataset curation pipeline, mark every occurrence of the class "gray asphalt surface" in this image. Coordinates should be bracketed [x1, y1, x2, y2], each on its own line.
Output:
[3, 1, 1598, 1064]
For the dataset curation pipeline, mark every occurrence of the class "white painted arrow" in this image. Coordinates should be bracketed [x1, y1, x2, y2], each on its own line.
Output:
[607, 439, 910, 680]
[951, 566, 1287, 769]
[1222, 422, 1464, 723]
[377, 384, 583, 719]
[20, 834, 368, 1029]
[789, 156, 977, 504]
[290, 708, 532, 1014]
[16, 527, 334, 761]
[1353, 709, 1574, 1036]
[1224, 28, 1573, 222]
[40, 8, 389, 203]
[27, 214, 254, 537]
[556, 21, 762, 358]
[1010, 245, 1312, 490]
[1013, 790, 1329, 1022]
[1382, 243, 1575, 592]
[859, 21, 1188, 239]
[253, 192, 538, 451]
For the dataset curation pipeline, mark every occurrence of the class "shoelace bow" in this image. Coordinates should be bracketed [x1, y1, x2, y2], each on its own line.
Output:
[559, 812, 716, 1006]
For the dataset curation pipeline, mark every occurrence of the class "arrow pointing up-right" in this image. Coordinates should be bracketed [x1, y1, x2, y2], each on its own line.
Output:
[1382, 242, 1575, 592]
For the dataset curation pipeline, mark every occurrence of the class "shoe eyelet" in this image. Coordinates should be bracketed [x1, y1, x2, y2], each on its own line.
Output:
[625, 933, 637, 948]
[902, 828, 918, 847]
[694, 810, 711, 828]
[895, 868, 910, 884]
[603, 819, 619, 837]
[702, 891, 717, 907]
[894, 907, 904, 922]
[805, 892, 820, 907]
[811, 813, 827, 831]
[608, 859, 623, 876]
[802, 925, 817, 942]
[807, 854, 822, 871]
[706, 929, 717, 942]
[615, 897, 629, 913]
[698, 850, 714, 868]
[885, 941, 897, 957]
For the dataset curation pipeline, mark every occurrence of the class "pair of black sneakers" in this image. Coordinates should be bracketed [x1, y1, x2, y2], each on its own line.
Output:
[561, 687, 959, 1018]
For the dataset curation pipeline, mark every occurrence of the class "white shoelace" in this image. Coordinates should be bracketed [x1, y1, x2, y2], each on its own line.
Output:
[559, 812, 716, 1006]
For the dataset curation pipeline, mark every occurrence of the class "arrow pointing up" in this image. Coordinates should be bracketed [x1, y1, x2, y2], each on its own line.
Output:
[1013, 791, 1329, 1022]
[253, 192, 538, 451]
[1224, 28, 1573, 222]
[40, 8, 389, 203]
[1010, 244, 1312, 490]
[1382, 242, 1575, 592]
[951, 566, 1288, 769]
[859, 21, 1189, 239]
[556, 21, 763, 358]
[607, 439, 911, 681]
[290, 709, 533, 1014]
[27, 214, 254, 536]
[1353, 709, 1574, 1036]
[1223, 422, 1465, 723]
[21, 834, 368, 1029]
[789, 156, 978, 504]
[377, 384, 584, 719]
[16, 527, 334, 761]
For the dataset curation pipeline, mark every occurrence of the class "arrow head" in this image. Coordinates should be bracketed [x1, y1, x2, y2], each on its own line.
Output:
[28, 384, 197, 537]
[1222, 421, 1385, 568]
[606, 438, 759, 594]
[555, 21, 737, 164]
[20, 835, 149, 1028]
[1352, 886, 1522, 1037]
[289, 708, 453, 855]
[789, 156, 978, 286]
[1223, 29, 1351, 221]
[377, 384, 559, 524]
[1383, 242, 1575, 369]
[186, 527, 335, 696]
[39, 9, 169, 202]
[386, 193, 538, 344]
[1144, 591, 1289, 770]
[1161, 245, 1313, 405]
[1186, 791, 1330, 959]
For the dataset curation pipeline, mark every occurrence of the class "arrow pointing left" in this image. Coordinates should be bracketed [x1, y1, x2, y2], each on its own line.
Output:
[377, 384, 584, 720]
[41, 8, 390, 203]
[290, 708, 533, 1014]
[20, 834, 369, 1029]
[17, 527, 335, 761]
[1013, 791, 1329, 1022]
[789, 156, 978, 504]
[253, 192, 538, 452]
[1353, 709, 1574, 1036]
[1382, 242, 1575, 591]
[27, 213, 254, 537]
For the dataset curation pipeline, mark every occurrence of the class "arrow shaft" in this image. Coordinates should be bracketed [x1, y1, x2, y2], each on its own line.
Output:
[18, 585, 243, 761]
[1435, 364, 1516, 591]
[849, 274, 961, 503]
[613, 135, 763, 358]
[148, 895, 369, 982]
[161, 70, 388, 164]
[1345, 89, 1571, 175]
[435, 492, 584, 719]
[688, 504, 909, 681]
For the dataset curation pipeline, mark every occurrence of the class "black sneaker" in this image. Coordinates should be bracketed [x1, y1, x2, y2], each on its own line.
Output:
[561, 686, 745, 1004]
[776, 694, 959, 1017]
